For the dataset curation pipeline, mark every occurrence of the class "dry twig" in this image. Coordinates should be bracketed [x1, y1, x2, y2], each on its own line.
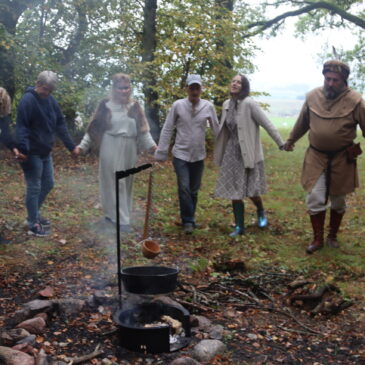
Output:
[67, 343, 103, 364]
[177, 299, 215, 312]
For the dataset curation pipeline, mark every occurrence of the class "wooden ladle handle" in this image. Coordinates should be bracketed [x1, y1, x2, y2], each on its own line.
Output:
[143, 170, 153, 240]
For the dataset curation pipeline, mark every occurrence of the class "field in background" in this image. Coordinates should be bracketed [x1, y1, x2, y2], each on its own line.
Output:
[257, 98, 303, 128]
[269, 116, 296, 128]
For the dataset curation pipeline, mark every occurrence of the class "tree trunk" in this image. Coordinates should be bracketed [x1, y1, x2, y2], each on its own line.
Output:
[0, 3, 20, 99]
[0, 0, 41, 99]
[214, 0, 234, 107]
[142, 0, 159, 141]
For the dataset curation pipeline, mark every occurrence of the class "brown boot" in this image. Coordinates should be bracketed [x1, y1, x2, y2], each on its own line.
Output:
[306, 211, 326, 254]
[326, 209, 344, 248]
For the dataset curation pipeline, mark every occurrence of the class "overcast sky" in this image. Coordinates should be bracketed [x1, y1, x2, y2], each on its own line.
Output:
[248, 15, 357, 99]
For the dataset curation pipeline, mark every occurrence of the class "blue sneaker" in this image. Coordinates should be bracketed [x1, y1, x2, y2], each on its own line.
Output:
[229, 226, 244, 237]
[257, 210, 268, 228]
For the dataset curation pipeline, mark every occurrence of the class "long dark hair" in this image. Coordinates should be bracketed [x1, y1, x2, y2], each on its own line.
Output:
[230, 74, 250, 100]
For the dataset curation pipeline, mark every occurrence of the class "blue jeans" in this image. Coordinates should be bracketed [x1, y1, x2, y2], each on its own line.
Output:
[21, 154, 54, 227]
[173, 157, 204, 225]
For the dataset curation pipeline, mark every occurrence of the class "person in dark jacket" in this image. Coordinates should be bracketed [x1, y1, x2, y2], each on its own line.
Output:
[0, 87, 25, 244]
[16, 71, 77, 237]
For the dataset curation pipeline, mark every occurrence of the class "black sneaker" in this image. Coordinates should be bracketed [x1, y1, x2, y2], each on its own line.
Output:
[183, 223, 194, 234]
[28, 223, 49, 237]
[39, 216, 51, 228]
[24, 217, 51, 228]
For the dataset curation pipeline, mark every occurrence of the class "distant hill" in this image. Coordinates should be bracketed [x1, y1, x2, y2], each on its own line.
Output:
[257, 99, 304, 118]
[254, 83, 314, 100]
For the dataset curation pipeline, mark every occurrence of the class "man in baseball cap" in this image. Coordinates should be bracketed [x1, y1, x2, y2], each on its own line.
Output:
[155, 74, 219, 233]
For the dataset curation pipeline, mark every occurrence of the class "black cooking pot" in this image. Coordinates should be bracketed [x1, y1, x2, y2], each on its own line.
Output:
[120, 266, 179, 295]
[114, 301, 190, 353]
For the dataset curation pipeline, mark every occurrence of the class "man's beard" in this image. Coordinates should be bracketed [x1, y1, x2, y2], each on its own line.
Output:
[323, 86, 346, 100]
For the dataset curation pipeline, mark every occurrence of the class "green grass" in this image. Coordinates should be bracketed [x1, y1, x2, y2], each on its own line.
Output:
[149, 128, 365, 298]
[1, 130, 365, 300]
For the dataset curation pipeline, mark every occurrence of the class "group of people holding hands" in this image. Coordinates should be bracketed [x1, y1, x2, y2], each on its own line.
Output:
[1, 59, 365, 254]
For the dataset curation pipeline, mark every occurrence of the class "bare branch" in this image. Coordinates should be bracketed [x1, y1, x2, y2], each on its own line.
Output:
[244, 1, 365, 38]
[59, 1, 88, 66]
[67, 343, 103, 364]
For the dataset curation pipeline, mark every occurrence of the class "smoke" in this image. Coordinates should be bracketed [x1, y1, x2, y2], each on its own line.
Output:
[52, 157, 154, 300]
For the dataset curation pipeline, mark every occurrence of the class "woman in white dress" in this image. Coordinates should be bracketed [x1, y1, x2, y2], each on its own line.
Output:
[76, 73, 156, 231]
[214, 75, 284, 237]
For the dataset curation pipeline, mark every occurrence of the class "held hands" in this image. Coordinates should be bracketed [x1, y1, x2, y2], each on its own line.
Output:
[281, 141, 295, 152]
[72, 146, 81, 156]
[149, 145, 157, 154]
[153, 147, 168, 163]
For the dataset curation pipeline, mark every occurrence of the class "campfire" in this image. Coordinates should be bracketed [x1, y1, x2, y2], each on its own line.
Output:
[114, 300, 191, 353]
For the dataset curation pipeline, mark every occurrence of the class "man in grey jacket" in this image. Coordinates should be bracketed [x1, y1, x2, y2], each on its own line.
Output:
[155, 74, 219, 233]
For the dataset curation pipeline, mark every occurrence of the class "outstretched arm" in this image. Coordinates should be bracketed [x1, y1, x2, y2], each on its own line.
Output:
[250, 101, 284, 148]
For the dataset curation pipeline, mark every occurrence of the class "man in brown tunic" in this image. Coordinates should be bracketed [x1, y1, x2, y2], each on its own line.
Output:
[283, 60, 365, 254]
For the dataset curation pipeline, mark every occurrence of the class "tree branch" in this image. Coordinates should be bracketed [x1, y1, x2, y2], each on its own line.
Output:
[59, 1, 88, 65]
[244, 1, 365, 38]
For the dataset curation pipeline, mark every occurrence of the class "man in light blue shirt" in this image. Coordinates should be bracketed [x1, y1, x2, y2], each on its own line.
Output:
[155, 75, 219, 233]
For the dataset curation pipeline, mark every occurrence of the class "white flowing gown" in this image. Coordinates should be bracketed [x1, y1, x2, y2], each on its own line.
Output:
[79, 100, 155, 225]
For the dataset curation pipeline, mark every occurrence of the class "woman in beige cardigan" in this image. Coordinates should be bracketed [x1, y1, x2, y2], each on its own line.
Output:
[214, 75, 284, 237]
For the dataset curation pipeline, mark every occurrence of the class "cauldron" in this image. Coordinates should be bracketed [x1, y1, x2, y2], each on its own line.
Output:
[114, 301, 190, 353]
[120, 266, 179, 295]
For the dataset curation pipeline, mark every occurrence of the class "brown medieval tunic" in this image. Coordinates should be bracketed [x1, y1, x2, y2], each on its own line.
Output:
[287, 87, 365, 195]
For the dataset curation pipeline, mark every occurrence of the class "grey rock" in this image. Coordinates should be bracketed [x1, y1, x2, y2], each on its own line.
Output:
[86, 295, 96, 307]
[0, 331, 13, 346]
[11, 342, 34, 354]
[23, 300, 53, 315]
[192, 339, 226, 362]
[16, 317, 46, 335]
[34, 313, 48, 322]
[16, 335, 36, 346]
[12, 308, 31, 325]
[0, 328, 31, 345]
[190, 315, 211, 330]
[52, 299, 85, 317]
[8, 328, 31, 340]
[0, 345, 35, 365]
[247, 333, 258, 340]
[208, 324, 224, 340]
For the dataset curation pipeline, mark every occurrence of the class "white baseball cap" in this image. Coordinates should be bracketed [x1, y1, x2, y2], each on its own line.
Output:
[186, 74, 202, 86]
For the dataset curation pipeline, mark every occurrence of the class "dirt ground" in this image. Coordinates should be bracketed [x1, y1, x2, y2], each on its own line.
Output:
[1, 233, 365, 365]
